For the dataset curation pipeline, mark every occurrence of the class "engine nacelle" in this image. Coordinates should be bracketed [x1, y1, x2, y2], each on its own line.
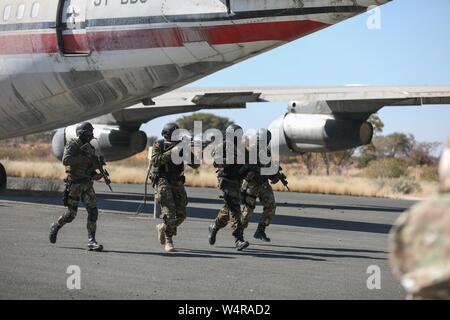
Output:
[52, 124, 148, 162]
[268, 113, 373, 155]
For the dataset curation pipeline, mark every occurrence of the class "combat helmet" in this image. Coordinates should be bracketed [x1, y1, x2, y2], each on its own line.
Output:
[161, 122, 180, 141]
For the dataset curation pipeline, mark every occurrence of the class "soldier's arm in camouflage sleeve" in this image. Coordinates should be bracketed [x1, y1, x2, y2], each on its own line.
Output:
[151, 141, 172, 168]
[62, 143, 89, 166]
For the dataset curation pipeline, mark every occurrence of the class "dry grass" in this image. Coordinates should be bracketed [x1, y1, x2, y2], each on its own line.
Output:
[3, 159, 65, 180]
[1, 159, 438, 199]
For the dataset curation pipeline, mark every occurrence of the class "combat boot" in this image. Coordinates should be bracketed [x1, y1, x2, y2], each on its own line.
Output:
[254, 223, 271, 242]
[49, 223, 61, 244]
[164, 236, 175, 252]
[156, 223, 166, 245]
[208, 224, 219, 245]
[87, 238, 103, 251]
[235, 239, 249, 251]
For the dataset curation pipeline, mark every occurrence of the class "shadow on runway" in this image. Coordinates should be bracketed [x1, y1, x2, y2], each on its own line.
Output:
[177, 247, 326, 262]
[94, 192, 408, 213]
[250, 243, 387, 254]
[184, 207, 394, 235]
[59, 245, 325, 262]
[2, 191, 396, 234]
[177, 247, 384, 261]
[59, 246, 234, 259]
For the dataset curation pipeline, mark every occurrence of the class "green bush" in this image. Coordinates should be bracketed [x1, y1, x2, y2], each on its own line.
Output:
[365, 158, 407, 179]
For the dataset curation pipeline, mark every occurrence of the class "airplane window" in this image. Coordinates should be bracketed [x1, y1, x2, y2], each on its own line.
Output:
[17, 3, 25, 20]
[3, 5, 11, 21]
[31, 2, 40, 18]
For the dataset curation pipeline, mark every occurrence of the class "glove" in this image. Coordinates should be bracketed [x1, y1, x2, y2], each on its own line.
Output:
[93, 173, 102, 181]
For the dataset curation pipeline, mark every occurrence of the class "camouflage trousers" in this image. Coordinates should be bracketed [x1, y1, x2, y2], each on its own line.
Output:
[214, 178, 244, 238]
[242, 180, 276, 228]
[156, 177, 188, 237]
[57, 180, 99, 239]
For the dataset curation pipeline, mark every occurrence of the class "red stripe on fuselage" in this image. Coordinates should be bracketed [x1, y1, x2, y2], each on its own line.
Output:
[0, 33, 58, 54]
[0, 20, 328, 55]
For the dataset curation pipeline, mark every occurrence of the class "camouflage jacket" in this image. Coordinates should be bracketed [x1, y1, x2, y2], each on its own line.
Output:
[63, 138, 96, 182]
[239, 147, 278, 183]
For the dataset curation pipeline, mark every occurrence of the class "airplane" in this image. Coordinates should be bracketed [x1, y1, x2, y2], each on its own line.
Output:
[1, 0, 450, 193]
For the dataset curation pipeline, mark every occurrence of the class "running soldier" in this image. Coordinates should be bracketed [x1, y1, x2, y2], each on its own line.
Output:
[152, 122, 200, 252]
[49, 122, 104, 251]
[208, 124, 249, 251]
[240, 128, 287, 242]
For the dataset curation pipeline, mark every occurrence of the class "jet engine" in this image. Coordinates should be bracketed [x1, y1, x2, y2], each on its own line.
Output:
[52, 124, 148, 162]
[268, 113, 373, 155]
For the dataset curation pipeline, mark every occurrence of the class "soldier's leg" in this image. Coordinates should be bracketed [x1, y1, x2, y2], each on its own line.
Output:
[224, 184, 249, 251]
[215, 204, 231, 229]
[208, 201, 230, 245]
[259, 182, 276, 226]
[58, 183, 81, 226]
[254, 182, 276, 242]
[156, 178, 178, 251]
[81, 183, 102, 250]
[50, 184, 81, 243]
[241, 182, 259, 229]
[172, 183, 188, 235]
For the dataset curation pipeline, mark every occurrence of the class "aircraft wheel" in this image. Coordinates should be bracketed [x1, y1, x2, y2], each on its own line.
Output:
[0, 162, 6, 193]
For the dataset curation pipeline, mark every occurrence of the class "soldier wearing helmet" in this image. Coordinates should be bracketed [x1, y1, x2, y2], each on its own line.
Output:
[240, 128, 286, 242]
[49, 122, 104, 251]
[208, 124, 250, 251]
[152, 122, 200, 252]
[389, 139, 450, 299]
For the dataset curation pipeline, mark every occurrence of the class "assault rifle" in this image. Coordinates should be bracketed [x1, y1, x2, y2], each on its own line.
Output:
[271, 169, 290, 192]
[80, 143, 113, 192]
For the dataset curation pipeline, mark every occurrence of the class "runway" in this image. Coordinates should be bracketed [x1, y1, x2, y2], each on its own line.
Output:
[0, 181, 413, 299]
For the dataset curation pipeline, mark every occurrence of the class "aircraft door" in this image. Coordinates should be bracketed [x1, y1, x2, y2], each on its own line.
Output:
[57, 0, 90, 55]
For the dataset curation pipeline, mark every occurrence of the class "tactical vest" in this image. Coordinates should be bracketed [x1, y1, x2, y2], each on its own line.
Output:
[216, 142, 244, 181]
[64, 139, 96, 183]
[156, 139, 185, 182]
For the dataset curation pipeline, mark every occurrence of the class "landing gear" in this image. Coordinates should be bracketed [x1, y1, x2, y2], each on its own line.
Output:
[0, 162, 6, 193]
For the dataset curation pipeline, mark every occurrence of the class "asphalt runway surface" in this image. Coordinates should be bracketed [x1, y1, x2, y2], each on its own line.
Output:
[0, 179, 414, 300]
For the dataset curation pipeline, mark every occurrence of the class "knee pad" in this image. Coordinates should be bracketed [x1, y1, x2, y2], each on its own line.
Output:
[87, 207, 98, 222]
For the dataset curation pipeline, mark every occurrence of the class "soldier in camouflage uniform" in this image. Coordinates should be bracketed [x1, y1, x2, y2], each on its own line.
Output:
[389, 139, 450, 299]
[49, 122, 104, 251]
[152, 122, 200, 252]
[240, 128, 282, 242]
[208, 124, 249, 251]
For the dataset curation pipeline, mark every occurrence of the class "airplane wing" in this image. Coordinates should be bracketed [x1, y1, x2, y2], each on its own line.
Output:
[93, 85, 450, 126]
[92, 91, 261, 126]
[160, 85, 450, 118]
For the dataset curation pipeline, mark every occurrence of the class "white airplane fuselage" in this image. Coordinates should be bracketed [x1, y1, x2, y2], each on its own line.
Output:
[0, 0, 386, 139]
